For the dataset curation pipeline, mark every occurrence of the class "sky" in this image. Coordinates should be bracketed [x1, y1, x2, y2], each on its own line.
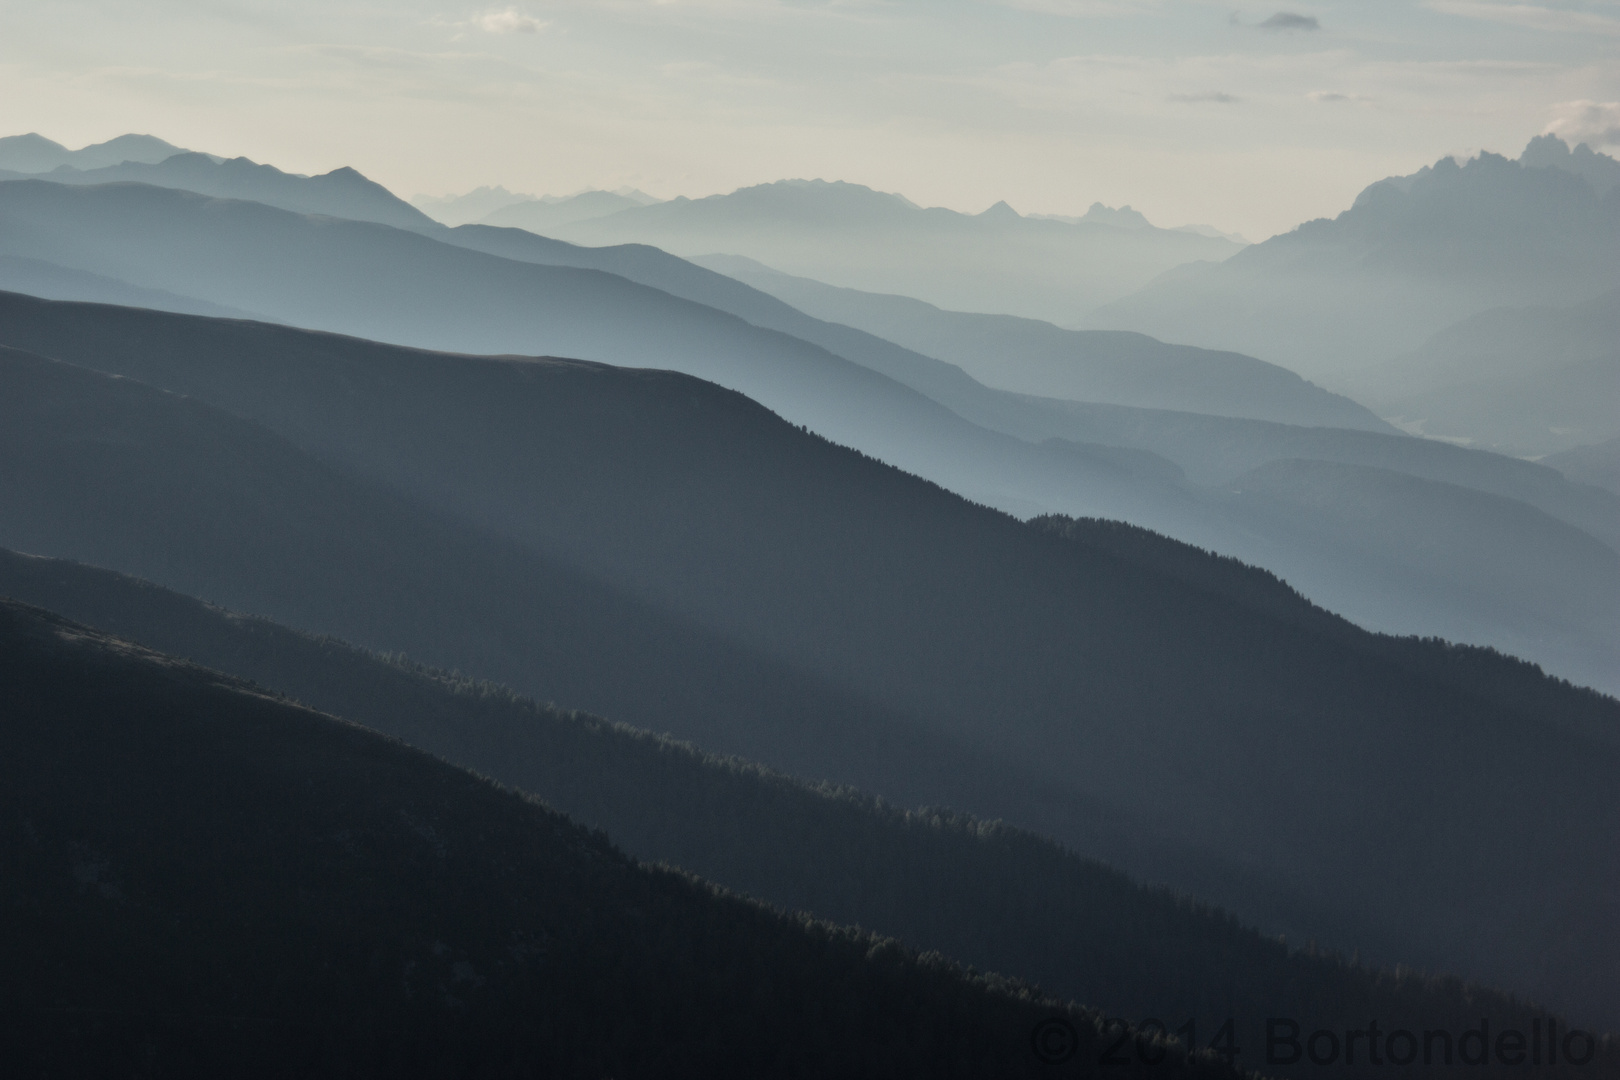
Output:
[2, 1, 1618, 238]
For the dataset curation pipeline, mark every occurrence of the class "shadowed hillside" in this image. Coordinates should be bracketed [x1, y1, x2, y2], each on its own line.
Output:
[1, 547, 1610, 1078]
[0, 325, 1617, 1025]
[3, 597, 1247, 1078]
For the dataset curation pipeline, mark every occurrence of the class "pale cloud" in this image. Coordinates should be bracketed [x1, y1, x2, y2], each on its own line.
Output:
[474, 8, 547, 34]
[1546, 99, 1620, 146]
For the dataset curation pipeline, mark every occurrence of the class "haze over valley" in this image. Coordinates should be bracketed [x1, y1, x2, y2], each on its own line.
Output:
[2, 2, 1618, 1071]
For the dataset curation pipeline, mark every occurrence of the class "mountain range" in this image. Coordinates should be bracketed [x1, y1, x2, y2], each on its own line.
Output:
[0, 145, 1340, 427]
[0, 132, 196, 172]
[1092, 138, 1620, 384]
[693, 252, 1388, 430]
[2, 121, 1620, 1078]
[0, 150, 439, 232]
[2, 310, 1618, 1026]
[1, 171, 1615, 688]
[532, 178, 1244, 325]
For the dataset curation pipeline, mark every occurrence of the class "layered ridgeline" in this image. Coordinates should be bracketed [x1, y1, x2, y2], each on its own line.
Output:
[1547, 437, 1620, 498]
[477, 187, 663, 232]
[0, 151, 438, 232]
[2, 179, 1618, 687]
[505, 179, 1243, 325]
[0, 132, 193, 172]
[1344, 287, 1620, 457]
[0, 153, 1334, 428]
[1, 329, 1618, 1027]
[405, 219, 1620, 685]
[2, 549, 1612, 1079]
[0, 139, 1239, 325]
[1093, 138, 1620, 384]
[3, 599, 1239, 1079]
[0, 175, 1207, 529]
[689, 252, 1388, 431]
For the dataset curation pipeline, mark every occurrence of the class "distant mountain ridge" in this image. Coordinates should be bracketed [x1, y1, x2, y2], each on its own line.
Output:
[481, 189, 663, 233]
[1094, 138, 1620, 381]
[411, 184, 537, 225]
[1548, 436, 1620, 497]
[694, 253, 1386, 431]
[0, 132, 195, 172]
[0, 151, 437, 232]
[1522, 133, 1620, 196]
[537, 177, 1244, 324]
[1344, 287, 1620, 456]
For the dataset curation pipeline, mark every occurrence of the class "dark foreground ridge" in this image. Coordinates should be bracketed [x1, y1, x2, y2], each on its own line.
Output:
[0, 597, 1244, 1079]
[3, 549, 1614, 1079]
[0, 297, 1618, 1025]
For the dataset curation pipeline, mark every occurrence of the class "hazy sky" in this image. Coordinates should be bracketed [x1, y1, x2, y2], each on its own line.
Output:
[3, 1, 1618, 237]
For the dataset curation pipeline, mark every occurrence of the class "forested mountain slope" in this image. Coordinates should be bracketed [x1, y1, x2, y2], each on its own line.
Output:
[3, 553, 1607, 1075]
[0, 547, 1608, 1078]
[3, 598, 1229, 1079]
[0, 341, 1102, 837]
[0, 322, 1616, 1025]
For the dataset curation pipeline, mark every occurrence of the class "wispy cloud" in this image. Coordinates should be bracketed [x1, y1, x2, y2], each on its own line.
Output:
[1425, 1, 1620, 35]
[1546, 100, 1620, 147]
[1259, 13, 1321, 31]
[1169, 91, 1240, 103]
